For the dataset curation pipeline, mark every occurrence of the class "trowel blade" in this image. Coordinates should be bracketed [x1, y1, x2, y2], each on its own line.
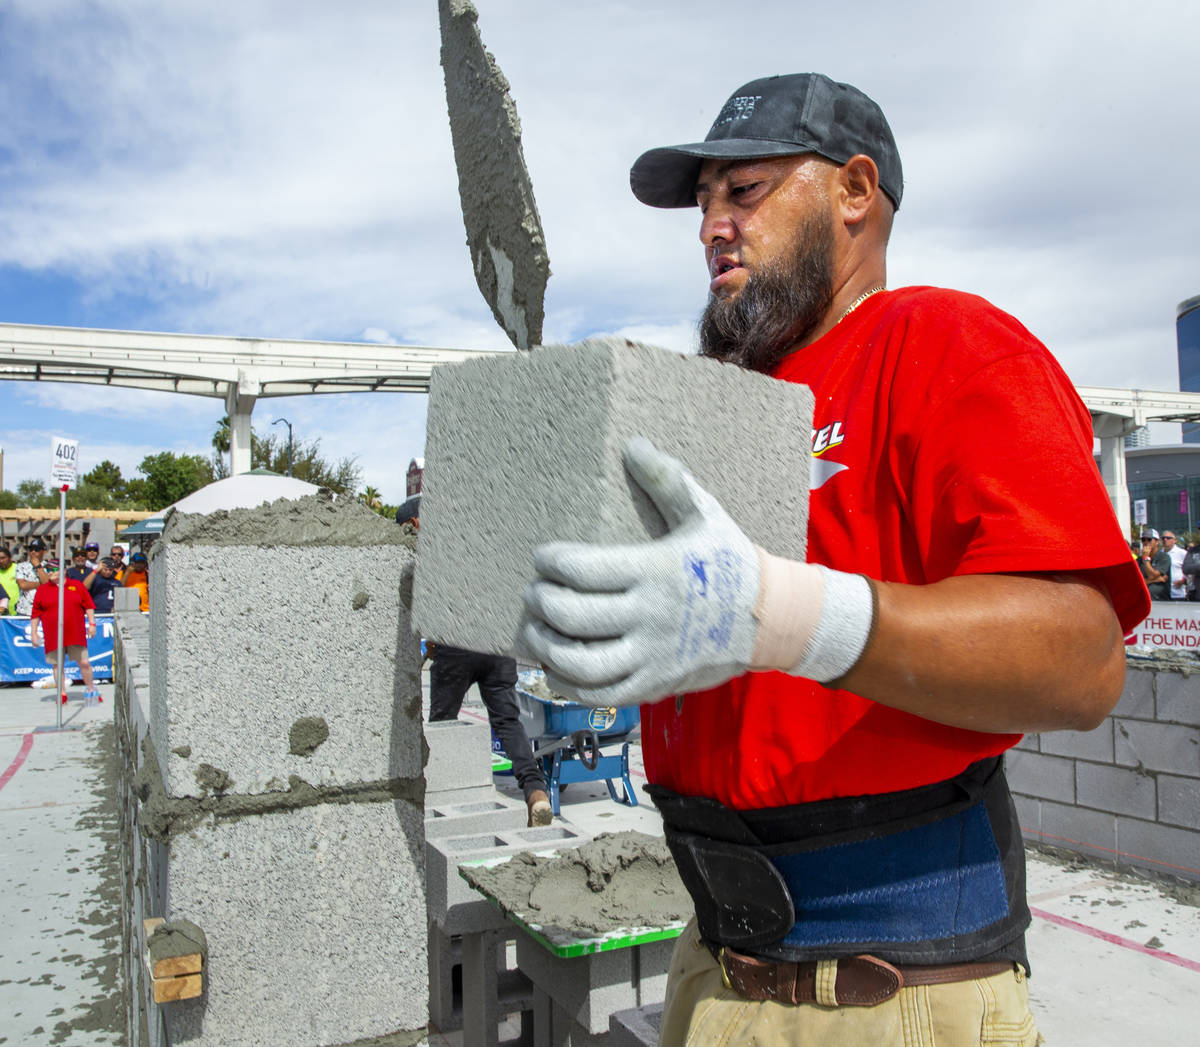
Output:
[438, 0, 550, 351]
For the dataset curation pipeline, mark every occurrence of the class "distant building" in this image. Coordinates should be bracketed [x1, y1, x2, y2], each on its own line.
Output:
[1180, 295, 1200, 444]
[1124, 427, 1150, 450]
[406, 457, 425, 497]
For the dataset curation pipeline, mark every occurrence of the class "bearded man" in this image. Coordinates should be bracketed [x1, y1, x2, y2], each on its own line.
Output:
[521, 74, 1149, 1044]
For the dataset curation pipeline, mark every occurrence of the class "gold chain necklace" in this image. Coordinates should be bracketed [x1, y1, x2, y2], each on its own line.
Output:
[837, 285, 886, 323]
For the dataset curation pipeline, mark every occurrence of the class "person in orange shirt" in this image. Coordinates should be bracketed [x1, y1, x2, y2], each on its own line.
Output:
[123, 551, 149, 611]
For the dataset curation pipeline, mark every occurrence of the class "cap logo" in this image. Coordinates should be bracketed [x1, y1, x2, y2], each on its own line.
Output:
[711, 94, 762, 129]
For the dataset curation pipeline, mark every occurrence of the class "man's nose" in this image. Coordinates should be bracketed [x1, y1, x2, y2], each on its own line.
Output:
[699, 202, 736, 248]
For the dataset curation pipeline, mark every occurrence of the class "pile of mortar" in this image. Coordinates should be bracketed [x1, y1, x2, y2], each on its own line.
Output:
[460, 830, 692, 939]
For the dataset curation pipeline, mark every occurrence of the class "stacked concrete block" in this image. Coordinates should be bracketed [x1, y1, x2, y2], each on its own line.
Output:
[609, 1003, 664, 1047]
[517, 935, 676, 1045]
[1010, 653, 1200, 883]
[118, 494, 429, 1047]
[413, 338, 814, 657]
[425, 716, 499, 806]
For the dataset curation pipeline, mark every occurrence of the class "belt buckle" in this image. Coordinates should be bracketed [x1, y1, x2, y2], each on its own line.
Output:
[715, 946, 734, 991]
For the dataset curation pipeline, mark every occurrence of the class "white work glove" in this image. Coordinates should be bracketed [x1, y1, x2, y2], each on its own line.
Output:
[520, 437, 875, 707]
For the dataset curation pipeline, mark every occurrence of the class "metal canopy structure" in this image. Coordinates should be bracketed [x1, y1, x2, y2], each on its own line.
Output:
[0, 321, 505, 473]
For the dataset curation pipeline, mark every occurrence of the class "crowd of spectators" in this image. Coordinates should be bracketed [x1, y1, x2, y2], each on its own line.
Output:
[1134, 527, 1200, 600]
[0, 539, 151, 616]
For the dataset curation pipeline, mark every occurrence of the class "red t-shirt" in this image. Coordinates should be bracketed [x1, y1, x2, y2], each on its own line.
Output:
[641, 287, 1150, 810]
[31, 579, 95, 651]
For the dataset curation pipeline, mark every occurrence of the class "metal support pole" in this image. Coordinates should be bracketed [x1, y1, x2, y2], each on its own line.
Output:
[56, 485, 66, 726]
[272, 418, 294, 477]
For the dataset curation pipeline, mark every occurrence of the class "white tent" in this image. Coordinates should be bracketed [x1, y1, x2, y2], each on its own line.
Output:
[121, 472, 324, 536]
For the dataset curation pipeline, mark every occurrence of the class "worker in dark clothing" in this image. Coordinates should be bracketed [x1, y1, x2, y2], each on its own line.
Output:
[428, 645, 552, 827]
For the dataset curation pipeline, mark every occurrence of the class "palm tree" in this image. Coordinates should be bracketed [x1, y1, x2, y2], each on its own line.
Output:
[360, 485, 383, 510]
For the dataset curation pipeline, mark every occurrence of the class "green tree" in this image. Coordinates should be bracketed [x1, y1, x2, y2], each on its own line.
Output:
[136, 452, 214, 510]
[83, 460, 126, 498]
[359, 485, 382, 510]
[0, 490, 18, 510]
[209, 416, 361, 496]
[16, 478, 45, 505]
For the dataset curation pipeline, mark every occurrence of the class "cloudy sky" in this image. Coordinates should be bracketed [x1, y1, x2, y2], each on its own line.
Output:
[1, 0, 1197, 502]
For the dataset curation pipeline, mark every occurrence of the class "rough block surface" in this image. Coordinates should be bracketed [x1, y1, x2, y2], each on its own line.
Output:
[413, 338, 814, 656]
[150, 538, 421, 796]
[164, 801, 428, 1047]
[425, 718, 494, 796]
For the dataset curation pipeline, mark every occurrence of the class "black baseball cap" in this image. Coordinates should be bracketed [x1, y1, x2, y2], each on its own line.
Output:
[28, 537, 46, 551]
[630, 73, 903, 212]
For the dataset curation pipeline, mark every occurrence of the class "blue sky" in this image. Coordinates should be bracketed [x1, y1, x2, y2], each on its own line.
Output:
[2, 1, 1198, 502]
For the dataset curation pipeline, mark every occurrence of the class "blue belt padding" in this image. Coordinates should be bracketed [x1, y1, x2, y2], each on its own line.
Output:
[772, 802, 1009, 948]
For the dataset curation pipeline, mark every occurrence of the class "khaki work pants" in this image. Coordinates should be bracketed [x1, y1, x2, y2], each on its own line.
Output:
[659, 920, 1045, 1047]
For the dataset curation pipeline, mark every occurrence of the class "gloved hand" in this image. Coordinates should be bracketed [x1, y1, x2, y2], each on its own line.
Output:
[520, 437, 761, 706]
[521, 437, 877, 708]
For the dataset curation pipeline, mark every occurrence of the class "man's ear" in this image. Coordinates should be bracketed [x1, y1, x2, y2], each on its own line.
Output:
[837, 155, 880, 227]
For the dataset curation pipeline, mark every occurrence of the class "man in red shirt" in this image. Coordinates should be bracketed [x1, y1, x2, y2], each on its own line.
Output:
[521, 74, 1149, 1043]
[30, 575, 99, 703]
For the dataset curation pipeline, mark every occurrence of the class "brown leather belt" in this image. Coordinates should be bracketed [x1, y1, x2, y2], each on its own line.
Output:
[711, 944, 1014, 1007]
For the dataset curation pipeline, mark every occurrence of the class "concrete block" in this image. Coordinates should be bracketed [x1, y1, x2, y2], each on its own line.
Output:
[428, 921, 462, 1032]
[610, 1003, 664, 1047]
[1012, 734, 1040, 752]
[150, 536, 422, 796]
[1156, 668, 1200, 726]
[1012, 794, 1041, 837]
[163, 800, 428, 1047]
[426, 794, 528, 839]
[427, 824, 591, 934]
[413, 338, 814, 657]
[1039, 801, 1117, 864]
[114, 586, 142, 612]
[1116, 817, 1200, 882]
[1006, 750, 1075, 804]
[1157, 774, 1200, 830]
[516, 934, 675, 1036]
[425, 717, 494, 796]
[1114, 719, 1200, 776]
[1113, 664, 1155, 719]
[1075, 762, 1156, 820]
[1040, 722, 1114, 763]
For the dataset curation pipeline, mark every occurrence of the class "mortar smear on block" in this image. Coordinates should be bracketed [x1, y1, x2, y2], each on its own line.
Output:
[413, 337, 814, 658]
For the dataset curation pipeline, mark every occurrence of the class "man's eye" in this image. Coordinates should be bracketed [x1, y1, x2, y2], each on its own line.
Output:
[730, 182, 759, 197]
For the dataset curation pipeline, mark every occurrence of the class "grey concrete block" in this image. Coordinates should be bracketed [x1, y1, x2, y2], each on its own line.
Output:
[425, 718, 494, 796]
[516, 935, 674, 1036]
[1012, 734, 1040, 752]
[1158, 774, 1200, 830]
[163, 800, 428, 1047]
[114, 586, 141, 612]
[1075, 762, 1157, 820]
[427, 824, 591, 934]
[1040, 722, 1114, 763]
[1114, 664, 1155, 719]
[413, 339, 814, 657]
[610, 1003, 664, 1047]
[1012, 794, 1041, 837]
[1156, 668, 1200, 727]
[426, 795, 528, 839]
[1006, 750, 1075, 804]
[1114, 718, 1200, 776]
[149, 540, 422, 796]
[1116, 817, 1200, 882]
[1039, 801, 1117, 864]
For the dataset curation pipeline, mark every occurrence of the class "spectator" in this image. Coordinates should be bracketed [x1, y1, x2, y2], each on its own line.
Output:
[83, 541, 102, 572]
[1184, 537, 1200, 602]
[123, 551, 149, 611]
[15, 538, 54, 616]
[109, 545, 127, 580]
[83, 557, 124, 614]
[1139, 529, 1171, 600]
[0, 546, 18, 614]
[30, 572, 98, 702]
[1162, 531, 1187, 601]
[66, 548, 90, 582]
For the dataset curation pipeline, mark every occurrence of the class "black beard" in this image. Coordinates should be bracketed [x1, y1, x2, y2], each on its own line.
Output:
[697, 212, 835, 374]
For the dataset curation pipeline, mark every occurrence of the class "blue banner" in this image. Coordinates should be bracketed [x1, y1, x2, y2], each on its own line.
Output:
[0, 614, 118, 683]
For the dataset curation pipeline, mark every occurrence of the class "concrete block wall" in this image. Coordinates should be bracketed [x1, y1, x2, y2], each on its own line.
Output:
[116, 495, 429, 1047]
[1010, 654, 1200, 883]
[413, 338, 814, 657]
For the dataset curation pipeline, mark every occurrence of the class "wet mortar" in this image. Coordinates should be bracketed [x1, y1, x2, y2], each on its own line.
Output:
[461, 831, 692, 940]
[288, 716, 330, 757]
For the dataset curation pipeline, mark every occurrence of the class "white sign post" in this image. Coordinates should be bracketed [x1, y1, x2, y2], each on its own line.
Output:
[48, 438, 79, 729]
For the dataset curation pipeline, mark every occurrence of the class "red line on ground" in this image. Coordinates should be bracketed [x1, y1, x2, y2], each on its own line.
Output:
[1030, 906, 1200, 973]
[1021, 826, 1200, 878]
[0, 733, 34, 792]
